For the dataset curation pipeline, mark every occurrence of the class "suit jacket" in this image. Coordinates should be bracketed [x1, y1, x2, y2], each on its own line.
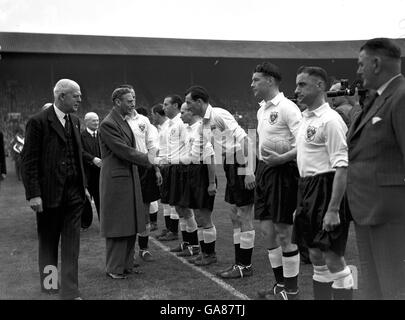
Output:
[347, 75, 405, 225]
[99, 108, 151, 238]
[0, 130, 6, 176]
[21, 106, 86, 208]
[81, 129, 101, 184]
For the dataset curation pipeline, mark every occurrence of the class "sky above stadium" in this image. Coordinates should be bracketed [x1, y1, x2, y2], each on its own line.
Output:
[1, 0, 405, 41]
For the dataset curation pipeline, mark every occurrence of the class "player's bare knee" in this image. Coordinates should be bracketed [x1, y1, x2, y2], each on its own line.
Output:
[194, 212, 204, 227]
[274, 224, 293, 249]
[324, 252, 346, 273]
[309, 248, 324, 265]
[175, 206, 186, 218]
[260, 221, 271, 238]
[183, 208, 193, 219]
[240, 215, 254, 232]
[229, 207, 240, 225]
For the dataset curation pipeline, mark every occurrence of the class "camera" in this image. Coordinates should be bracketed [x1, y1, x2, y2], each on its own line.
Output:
[326, 79, 367, 98]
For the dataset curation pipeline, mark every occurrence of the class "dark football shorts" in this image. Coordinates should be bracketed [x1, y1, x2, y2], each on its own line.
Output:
[160, 164, 188, 207]
[159, 165, 171, 204]
[292, 171, 351, 256]
[254, 160, 299, 224]
[138, 165, 160, 204]
[180, 164, 216, 211]
[223, 154, 254, 207]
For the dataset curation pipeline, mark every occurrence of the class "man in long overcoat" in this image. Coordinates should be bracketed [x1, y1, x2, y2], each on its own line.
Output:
[99, 87, 152, 279]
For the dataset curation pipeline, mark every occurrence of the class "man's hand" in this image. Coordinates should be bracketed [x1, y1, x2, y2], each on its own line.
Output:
[207, 182, 217, 196]
[0, 173, 6, 181]
[85, 188, 92, 201]
[323, 210, 341, 232]
[155, 171, 163, 186]
[158, 158, 169, 166]
[29, 197, 43, 213]
[262, 150, 285, 167]
[244, 173, 256, 190]
[92, 157, 102, 168]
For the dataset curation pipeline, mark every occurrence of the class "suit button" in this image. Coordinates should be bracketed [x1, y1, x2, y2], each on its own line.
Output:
[62, 162, 66, 165]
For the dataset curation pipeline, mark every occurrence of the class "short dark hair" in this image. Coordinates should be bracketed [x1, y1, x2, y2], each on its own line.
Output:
[152, 103, 165, 116]
[165, 94, 183, 110]
[254, 62, 282, 82]
[111, 87, 132, 103]
[297, 66, 329, 88]
[360, 38, 401, 60]
[185, 85, 209, 103]
[136, 106, 149, 117]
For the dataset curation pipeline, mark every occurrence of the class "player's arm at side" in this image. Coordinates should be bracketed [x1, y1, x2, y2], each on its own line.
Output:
[282, 102, 302, 163]
[323, 117, 348, 231]
[207, 158, 216, 196]
[323, 167, 347, 231]
[242, 135, 256, 189]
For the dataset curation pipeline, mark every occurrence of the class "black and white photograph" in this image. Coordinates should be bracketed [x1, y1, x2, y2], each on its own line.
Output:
[1, 0, 405, 307]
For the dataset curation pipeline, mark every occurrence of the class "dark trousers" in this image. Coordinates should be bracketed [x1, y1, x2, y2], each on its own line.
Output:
[106, 235, 136, 274]
[81, 172, 100, 228]
[37, 200, 84, 299]
[37, 175, 84, 299]
[355, 222, 405, 299]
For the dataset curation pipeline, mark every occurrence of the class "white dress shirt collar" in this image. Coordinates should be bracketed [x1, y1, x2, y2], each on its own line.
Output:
[377, 74, 401, 96]
[53, 104, 66, 121]
[86, 128, 97, 136]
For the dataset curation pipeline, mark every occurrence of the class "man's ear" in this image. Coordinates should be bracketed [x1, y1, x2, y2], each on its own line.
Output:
[317, 80, 325, 91]
[373, 56, 382, 74]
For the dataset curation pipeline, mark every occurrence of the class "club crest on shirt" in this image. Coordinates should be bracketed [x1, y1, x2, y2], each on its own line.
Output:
[170, 128, 177, 136]
[138, 123, 146, 132]
[305, 126, 317, 142]
[268, 112, 278, 125]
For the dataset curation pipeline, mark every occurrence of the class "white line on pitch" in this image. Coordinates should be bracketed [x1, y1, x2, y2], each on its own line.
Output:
[150, 237, 251, 300]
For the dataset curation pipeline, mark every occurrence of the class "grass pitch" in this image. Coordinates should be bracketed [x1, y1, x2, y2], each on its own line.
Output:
[0, 158, 362, 300]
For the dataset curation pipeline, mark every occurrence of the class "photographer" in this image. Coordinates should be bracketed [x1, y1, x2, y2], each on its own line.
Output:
[328, 81, 356, 127]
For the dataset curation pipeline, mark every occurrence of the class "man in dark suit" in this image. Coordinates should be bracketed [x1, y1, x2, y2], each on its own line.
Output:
[81, 112, 101, 229]
[99, 87, 152, 279]
[0, 130, 6, 188]
[21, 79, 88, 300]
[347, 38, 405, 299]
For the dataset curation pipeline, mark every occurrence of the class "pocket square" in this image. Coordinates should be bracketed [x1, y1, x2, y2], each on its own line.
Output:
[372, 117, 382, 124]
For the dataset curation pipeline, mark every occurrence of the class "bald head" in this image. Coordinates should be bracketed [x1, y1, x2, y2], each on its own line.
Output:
[84, 112, 99, 131]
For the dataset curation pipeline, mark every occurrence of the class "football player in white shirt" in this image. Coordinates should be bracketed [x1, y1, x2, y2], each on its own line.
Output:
[294, 66, 353, 300]
[251, 62, 302, 300]
[185, 85, 256, 279]
[160, 95, 200, 257]
[136, 106, 160, 232]
[151, 103, 177, 238]
[179, 102, 218, 266]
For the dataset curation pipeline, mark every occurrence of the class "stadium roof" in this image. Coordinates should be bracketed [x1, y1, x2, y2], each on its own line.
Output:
[1, 32, 405, 59]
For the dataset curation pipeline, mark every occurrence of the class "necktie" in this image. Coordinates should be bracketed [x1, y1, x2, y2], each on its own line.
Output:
[64, 115, 70, 135]
[360, 91, 379, 121]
